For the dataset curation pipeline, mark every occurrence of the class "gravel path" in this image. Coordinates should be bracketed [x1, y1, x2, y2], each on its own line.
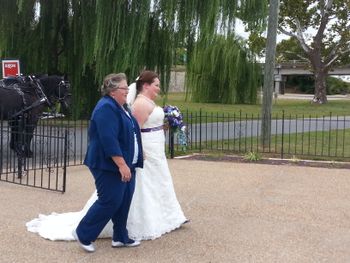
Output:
[1, 159, 350, 263]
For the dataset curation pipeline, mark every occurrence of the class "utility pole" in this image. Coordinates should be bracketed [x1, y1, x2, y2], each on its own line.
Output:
[261, 0, 280, 148]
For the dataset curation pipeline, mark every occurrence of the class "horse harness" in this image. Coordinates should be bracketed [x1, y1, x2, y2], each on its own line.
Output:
[0, 82, 29, 108]
[57, 80, 71, 103]
[0, 77, 52, 118]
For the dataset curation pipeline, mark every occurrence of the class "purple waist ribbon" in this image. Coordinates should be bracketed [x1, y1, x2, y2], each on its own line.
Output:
[141, 125, 164, 133]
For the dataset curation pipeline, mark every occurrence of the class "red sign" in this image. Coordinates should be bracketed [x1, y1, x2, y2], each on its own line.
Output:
[2, 60, 21, 78]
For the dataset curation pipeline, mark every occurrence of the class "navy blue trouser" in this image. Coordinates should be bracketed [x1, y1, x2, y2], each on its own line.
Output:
[76, 167, 136, 244]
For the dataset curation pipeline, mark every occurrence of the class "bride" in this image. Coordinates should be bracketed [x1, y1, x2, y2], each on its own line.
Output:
[26, 70, 187, 241]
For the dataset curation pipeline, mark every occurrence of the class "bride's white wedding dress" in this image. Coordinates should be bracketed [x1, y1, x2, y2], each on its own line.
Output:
[26, 106, 187, 241]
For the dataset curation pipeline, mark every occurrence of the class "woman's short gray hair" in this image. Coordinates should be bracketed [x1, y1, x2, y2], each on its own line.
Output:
[101, 73, 127, 96]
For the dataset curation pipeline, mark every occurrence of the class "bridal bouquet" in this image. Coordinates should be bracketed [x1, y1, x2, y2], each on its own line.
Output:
[163, 105, 187, 148]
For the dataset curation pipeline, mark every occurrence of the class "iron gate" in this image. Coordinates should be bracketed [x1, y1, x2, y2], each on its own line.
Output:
[0, 118, 68, 193]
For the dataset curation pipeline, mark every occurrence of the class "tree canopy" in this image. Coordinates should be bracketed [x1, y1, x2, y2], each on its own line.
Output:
[278, 0, 350, 103]
[0, 0, 268, 116]
[276, 38, 306, 62]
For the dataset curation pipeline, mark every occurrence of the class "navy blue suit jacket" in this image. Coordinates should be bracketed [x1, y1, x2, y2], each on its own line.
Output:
[84, 95, 143, 172]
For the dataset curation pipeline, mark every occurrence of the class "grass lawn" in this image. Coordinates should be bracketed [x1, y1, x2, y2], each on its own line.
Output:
[171, 128, 350, 162]
[160, 93, 350, 161]
[156, 92, 350, 117]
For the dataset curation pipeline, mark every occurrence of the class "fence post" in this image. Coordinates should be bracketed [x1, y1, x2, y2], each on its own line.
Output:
[328, 112, 332, 157]
[169, 129, 174, 159]
[17, 115, 26, 179]
[199, 109, 202, 152]
[62, 129, 68, 193]
[281, 110, 285, 159]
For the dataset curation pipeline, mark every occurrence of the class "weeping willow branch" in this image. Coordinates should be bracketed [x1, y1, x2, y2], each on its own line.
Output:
[186, 35, 261, 104]
[0, 0, 268, 117]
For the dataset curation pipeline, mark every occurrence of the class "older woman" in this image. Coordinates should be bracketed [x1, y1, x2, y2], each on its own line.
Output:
[73, 73, 143, 252]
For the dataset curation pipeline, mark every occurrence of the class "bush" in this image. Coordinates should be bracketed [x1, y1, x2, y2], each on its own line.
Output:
[326, 77, 350, 95]
[286, 76, 314, 94]
[285, 75, 350, 95]
[244, 152, 262, 162]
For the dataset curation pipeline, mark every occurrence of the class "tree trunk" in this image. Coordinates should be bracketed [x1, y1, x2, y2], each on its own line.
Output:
[312, 70, 328, 104]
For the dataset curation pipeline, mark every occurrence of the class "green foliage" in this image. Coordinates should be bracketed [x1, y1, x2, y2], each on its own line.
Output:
[286, 76, 350, 95]
[0, 0, 268, 117]
[326, 77, 350, 95]
[286, 76, 315, 94]
[244, 151, 261, 161]
[276, 38, 306, 62]
[238, 0, 268, 30]
[186, 35, 261, 104]
[247, 32, 266, 57]
[174, 47, 187, 65]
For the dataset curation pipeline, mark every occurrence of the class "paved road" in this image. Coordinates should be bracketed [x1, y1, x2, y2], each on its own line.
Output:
[185, 116, 350, 143]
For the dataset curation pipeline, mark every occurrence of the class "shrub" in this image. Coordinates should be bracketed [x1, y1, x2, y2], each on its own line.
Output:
[244, 152, 262, 162]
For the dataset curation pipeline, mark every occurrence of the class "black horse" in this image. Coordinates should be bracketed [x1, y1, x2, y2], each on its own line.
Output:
[0, 75, 71, 157]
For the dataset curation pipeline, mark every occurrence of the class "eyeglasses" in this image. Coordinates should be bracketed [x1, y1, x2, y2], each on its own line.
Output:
[118, 87, 129, 91]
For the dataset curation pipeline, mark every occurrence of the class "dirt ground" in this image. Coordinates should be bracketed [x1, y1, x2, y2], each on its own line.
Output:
[1, 159, 350, 263]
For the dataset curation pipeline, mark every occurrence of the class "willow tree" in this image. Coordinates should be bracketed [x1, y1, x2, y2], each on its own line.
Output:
[187, 36, 261, 104]
[0, 0, 70, 73]
[184, 0, 267, 104]
[0, 0, 268, 117]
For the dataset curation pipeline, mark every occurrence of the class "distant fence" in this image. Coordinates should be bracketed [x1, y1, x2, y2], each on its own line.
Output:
[169, 110, 350, 161]
[1, 111, 349, 185]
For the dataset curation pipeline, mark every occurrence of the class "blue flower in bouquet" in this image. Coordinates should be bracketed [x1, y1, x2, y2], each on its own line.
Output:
[163, 105, 184, 131]
[163, 105, 187, 149]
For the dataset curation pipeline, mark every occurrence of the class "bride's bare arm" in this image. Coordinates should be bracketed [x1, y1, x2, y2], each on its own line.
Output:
[132, 99, 154, 127]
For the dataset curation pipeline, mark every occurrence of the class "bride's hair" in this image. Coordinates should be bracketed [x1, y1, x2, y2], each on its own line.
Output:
[101, 73, 127, 96]
[136, 70, 158, 93]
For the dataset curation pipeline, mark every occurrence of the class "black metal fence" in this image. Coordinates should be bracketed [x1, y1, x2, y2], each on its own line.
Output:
[0, 115, 69, 192]
[170, 110, 350, 161]
[1, 110, 349, 191]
